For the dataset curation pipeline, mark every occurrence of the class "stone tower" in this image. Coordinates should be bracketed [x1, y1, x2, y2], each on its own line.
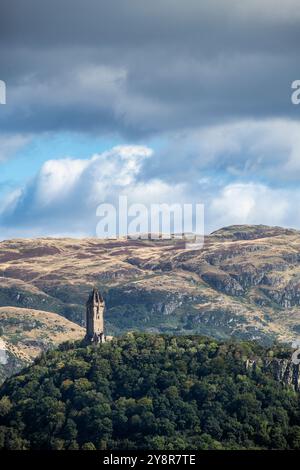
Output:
[85, 288, 105, 344]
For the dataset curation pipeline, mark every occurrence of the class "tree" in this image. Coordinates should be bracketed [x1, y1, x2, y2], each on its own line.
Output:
[82, 442, 96, 450]
[0, 396, 12, 417]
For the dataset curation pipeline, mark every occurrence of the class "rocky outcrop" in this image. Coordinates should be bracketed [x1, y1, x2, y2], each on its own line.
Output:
[210, 225, 298, 241]
[245, 357, 300, 392]
[201, 272, 244, 296]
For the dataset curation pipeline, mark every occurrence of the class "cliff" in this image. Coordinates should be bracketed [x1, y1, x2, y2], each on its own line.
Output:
[246, 357, 300, 392]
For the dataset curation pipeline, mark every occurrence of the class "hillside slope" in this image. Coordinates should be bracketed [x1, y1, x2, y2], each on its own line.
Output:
[0, 334, 300, 450]
[1, 225, 300, 344]
[0, 307, 84, 384]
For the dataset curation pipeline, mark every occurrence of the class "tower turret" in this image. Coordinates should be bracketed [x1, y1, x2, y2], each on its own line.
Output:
[85, 288, 105, 344]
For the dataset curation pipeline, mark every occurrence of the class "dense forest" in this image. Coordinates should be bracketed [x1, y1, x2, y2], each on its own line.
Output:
[0, 333, 300, 450]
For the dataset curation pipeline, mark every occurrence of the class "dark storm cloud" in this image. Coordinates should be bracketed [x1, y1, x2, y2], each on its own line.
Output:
[1, 0, 300, 138]
[2, 0, 300, 52]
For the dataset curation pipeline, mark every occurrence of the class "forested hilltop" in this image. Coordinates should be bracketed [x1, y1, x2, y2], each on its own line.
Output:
[0, 334, 300, 450]
[3, 225, 300, 389]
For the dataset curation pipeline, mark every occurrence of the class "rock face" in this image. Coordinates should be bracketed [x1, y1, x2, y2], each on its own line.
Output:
[1, 225, 300, 343]
[246, 357, 300, 392]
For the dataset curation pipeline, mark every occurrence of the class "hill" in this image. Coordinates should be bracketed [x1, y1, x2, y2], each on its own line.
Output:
[0, 334, 300, 450]
[0, 306, 84, 384]
[1, 225, 300, 345]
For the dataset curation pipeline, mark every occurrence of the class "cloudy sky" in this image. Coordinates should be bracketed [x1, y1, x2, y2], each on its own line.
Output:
[1, 0, 300, 238]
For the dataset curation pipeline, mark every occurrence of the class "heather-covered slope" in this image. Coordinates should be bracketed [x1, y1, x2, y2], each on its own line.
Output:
[0, 306, 84, 384]
[1, 225, 300, 344]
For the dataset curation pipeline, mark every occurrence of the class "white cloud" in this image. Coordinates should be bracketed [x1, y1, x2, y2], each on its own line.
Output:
[35, 158, 89, 207]
[0, 145, 186, 238]
[0, 188, 23, 214]
[3, 122, 300, 239]
[0, 134, 31, 162]
[158, 119, 300, 184]
[208, 183, 296, 232]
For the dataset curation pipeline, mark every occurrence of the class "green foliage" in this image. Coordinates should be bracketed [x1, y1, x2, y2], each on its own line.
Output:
[0, 396, 12, 417]
[0, 333, 299, 450]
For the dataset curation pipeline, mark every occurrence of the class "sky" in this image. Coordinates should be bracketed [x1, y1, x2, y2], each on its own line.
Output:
[1, 0, 300, 238]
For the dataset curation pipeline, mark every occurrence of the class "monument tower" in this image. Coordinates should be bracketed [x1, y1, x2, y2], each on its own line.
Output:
[85, 288, 105, 344]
